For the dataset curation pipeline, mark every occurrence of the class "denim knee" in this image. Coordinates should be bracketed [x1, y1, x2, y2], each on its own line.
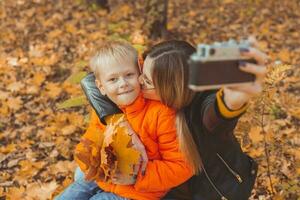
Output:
[55, 168, 101, 200]
[74, 167, 85, 182]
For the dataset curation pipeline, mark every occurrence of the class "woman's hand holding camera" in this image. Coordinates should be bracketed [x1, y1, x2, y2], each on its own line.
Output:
[223, 38, 268, 110]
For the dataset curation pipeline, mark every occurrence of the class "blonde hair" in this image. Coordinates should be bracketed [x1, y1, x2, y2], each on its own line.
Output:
[89, 41, 138, 79]
[148, 41, 202, 174]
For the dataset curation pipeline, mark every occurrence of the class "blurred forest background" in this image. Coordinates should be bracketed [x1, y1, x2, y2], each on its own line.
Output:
[0, 0, 299, 199]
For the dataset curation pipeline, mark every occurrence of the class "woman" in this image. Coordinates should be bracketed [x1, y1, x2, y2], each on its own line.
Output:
[81, 39, 267, 200]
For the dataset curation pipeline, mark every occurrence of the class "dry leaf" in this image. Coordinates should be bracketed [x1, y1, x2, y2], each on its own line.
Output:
[61, 125, 77, 135]
[6, 97, 23, 111]
[278, 49, 291, 63]
[6, 186, 26, 200]
[32, 72, 46, 87]
[101, 114, 140, 183]
[248, 126, 264, 143]
[45, 82, 62, 99]
[26, 182, 58, 200]
[131, 30, 145, 45]
[7, 82, 24, 92]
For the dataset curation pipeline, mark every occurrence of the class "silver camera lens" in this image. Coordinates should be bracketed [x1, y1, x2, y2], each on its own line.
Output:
[209, 48, 216, 56]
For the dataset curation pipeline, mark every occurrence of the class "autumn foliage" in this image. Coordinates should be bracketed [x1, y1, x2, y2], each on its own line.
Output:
[0, 0, 299, 200]
[75, 114, 140, 184]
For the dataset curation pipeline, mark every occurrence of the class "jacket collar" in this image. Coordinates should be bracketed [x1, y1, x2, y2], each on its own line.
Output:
[120, 93, 145, 116]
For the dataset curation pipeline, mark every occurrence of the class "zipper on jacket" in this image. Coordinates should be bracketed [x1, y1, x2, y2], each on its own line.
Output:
[201, 165, 228, 200]
[216, 153, 243, 183]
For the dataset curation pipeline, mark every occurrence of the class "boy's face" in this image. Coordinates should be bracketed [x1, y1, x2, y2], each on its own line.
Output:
[96, 60, 140, 107]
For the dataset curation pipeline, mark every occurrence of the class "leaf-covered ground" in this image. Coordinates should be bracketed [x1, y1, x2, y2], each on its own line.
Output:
[0, 0, 299, 199]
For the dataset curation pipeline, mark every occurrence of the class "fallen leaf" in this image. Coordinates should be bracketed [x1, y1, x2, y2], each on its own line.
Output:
[7, 82, 24, 92]
[45, 82, 62, 99]
[248, 126, 264, 143]
[278, 49, 291, 63]
[26, 182, 58, 200]
[6, 186, 26, 200]
[61, 125, 77, 135]
[32, 72, 46, 86]
[6, 97, 23, 111]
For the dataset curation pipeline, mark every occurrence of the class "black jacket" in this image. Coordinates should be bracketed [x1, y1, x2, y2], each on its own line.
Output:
[81, 73, 257, 200]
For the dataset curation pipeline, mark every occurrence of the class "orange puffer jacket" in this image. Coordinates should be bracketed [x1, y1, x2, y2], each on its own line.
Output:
[76, 94, 193, 200]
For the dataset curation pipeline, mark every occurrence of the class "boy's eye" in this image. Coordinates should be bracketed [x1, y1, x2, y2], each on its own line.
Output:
[108, 77, 117, 82]
[126, 73, 135, 77]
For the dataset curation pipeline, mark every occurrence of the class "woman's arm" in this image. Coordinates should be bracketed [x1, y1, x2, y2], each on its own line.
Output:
[201, 44, 267, 134]
[200, 90, 245, 135]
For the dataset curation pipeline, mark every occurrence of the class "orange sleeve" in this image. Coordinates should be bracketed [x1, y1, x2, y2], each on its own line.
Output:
[74, 110, 105, 171]
[134, 109, 194, 192]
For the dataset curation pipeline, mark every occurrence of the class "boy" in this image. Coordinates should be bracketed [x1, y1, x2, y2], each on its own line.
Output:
[56, 41, 193, 200]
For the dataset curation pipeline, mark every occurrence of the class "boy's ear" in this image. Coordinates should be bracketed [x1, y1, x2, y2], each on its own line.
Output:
[95, 79, 106, 96]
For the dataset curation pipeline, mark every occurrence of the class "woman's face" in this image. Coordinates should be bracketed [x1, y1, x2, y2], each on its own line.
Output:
[139, 56, 160, 101]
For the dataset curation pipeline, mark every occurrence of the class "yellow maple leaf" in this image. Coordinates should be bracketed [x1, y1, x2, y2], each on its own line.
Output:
[112, 126, 140, 175]
[248, 126, 264, 143]
[278, 49, 291, 63]
[247, 146, 264, 158]
[0, 143, 16, 154]
[6, 97, 23, 111]
[45, 82, 62, 99]
[101, 114, 140, 183]
[32, 72, 46, 87]
[0, 104, 9, 116]
[61, 125, 77, 135]
[6, 186, 26, 200]
[7, 81, 24, 92]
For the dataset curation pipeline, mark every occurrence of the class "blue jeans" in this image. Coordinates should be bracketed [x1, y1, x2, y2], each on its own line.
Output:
[55, 168, 129, 200]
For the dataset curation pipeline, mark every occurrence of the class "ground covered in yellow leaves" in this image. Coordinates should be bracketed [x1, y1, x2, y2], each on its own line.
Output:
[0, 0, 299, 199]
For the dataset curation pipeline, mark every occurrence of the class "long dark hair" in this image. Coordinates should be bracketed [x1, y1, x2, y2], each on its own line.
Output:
[146, 40, 202, 174]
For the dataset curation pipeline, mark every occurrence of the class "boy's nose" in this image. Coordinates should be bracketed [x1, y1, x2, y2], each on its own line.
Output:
[119, 77, 129, 87]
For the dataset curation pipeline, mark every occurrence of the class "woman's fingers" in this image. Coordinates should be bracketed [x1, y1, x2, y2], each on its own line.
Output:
[139, 152, 148, 176]
[131, 134, 148, 176]
[239, 62, 267, 79]
[132, 141, 148, 176]
[240, 47, 269, 65]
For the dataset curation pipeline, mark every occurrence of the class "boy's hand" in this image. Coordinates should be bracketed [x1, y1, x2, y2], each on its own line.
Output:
[75, 138, 105, 181]
[223, 37, 268, 110]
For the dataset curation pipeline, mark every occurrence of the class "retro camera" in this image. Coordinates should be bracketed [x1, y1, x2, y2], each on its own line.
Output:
[188, 39, 256, 91]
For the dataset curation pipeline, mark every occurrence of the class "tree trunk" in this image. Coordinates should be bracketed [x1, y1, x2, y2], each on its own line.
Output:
[144, 0, 168, 39]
